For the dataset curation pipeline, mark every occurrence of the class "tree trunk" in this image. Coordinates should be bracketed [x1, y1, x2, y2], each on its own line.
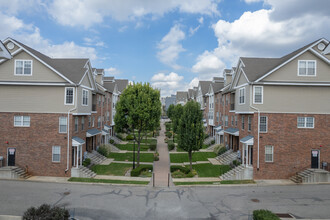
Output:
[188, 151, 193, 171]
[137, 130, 141, 167]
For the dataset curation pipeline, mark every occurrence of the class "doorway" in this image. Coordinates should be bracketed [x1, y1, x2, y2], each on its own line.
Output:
[311, 150, 319, 169]
[7, 148, 16, 166]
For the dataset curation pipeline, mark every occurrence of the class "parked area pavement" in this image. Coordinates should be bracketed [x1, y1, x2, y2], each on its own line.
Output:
[1, 180, 330, 220]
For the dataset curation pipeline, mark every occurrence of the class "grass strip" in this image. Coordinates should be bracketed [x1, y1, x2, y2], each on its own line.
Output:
[174, 179, 256, 185]
[170, 152, 216, 163]
[115, 143, 150, 151]
[108, 152, 154, 162]
[91, 163, 132, 176]
[191, 164, 231, 177]
[220, 180, 255, 184]
[68, 177, 149, 185]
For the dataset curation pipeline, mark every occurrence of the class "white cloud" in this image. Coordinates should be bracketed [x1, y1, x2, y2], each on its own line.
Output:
[198, 17, 204, 24]
[157, 24, 185, 69]
[47, 0, 219, 28]
[151, 72, 186, 97]
[244, 0, 263, 3]
[188, 77, 199, 88]
[104, 67, 121, 76]
[83, 37, 105, 47]
[192, 1, 330, 76]
[192, 51, 225, 79]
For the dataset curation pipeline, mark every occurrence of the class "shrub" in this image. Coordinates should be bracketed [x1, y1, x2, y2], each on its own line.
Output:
[116, 133, 124, 140]
[168, 142, 175, 151]
[149, 144, 157, 151]
[126, 134, 134, 141]
[205, 133, 209, 139]
[131, 165, 153, 177]
[214, 144, 226, 155]
[97, 145, 109, 157]
[171, 170, 186, 178]
[211, 140, 215, 145]
[170, 165, 190, 174]
[165, 131, 172, 138]
[186, 169, 197, 177]
[233, 160, 241, 167]
[253, 210, 280, 220]
[109, 139, 115, 144]
[23, 204, 70, 220]
[154, 152, 159, 161]
[82, 158, 91, 167]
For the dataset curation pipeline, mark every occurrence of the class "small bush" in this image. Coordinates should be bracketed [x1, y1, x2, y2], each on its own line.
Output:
[149, 144, 157, 151]
[186, 169, 197, 177]
[131, 165, 153, 177]
[233, 160, 241, 167]
[109, 139, 115, 144]
[211, 140, 215, 145]
[253, 209, 280, 220]
[97, 145, 109, 157]
[165, 131, 172, 138]
[23, 204, 70, 220]
[126, 134, 134, 141]
[214, 144, 226, 155]
[168, 142, 175, 151]
[82, 158, 91, 167]
[171, 165, 190, 174]
[116, 133, 124, 140]
[154, 152, 159, 161]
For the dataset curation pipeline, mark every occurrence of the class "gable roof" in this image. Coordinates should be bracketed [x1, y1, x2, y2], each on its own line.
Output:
[103, 81, 115, 93]
[115, 79, 128, 93]
[176, 91, 188, 102]
[199, 81, 212, 96]
[211, 82, 224, 94]
[0, 40, 12, 59]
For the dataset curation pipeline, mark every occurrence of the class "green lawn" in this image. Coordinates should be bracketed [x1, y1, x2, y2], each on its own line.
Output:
[191, 164, 231, 177]
[220, 180, 255, 184]
[91, 163, 132, 176]
[68, 177, 149, 185]
[170, 152, 216, 163]
[108, 152, 154, 162]
[174, 181, 221, 185]
[115, 143, 151, 151]
[128, 138, 157, 145]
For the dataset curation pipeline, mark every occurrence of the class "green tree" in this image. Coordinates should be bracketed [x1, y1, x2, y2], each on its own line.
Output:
[172, 104, 183, 133]
[177, 101, 204, 171]
[167, 104, 175, 119]
[114, 82, 161, 167]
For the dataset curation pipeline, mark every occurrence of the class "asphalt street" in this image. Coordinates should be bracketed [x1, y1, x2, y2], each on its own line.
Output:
[0, 180, 330, 220]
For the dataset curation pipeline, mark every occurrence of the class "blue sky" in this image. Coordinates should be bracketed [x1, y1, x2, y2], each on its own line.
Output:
[0, 0, 329, 96]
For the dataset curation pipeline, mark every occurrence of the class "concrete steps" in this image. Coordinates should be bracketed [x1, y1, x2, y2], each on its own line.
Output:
[220, 165, 245, 180]
[87, 151, 107, 165]
[203, 136, 215, 145]
[110, 136, 125, 144]
[78, 166, 96, 178]
[216, 149, 238, 165]
[290, 169, 330, 183]
[11, 166, 32, 179]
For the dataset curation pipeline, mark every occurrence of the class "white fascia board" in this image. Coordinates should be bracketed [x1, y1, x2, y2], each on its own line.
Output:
[80, 85, 93, 90]
[256, 82, 330, 86]
[72, 113, 91, 116]
[255, 39, 326, 82]
[234, 83, 249, 90]
[0, 82, 68, 86]
[309, 48, 330, 64]
[235, 111, 255, 114]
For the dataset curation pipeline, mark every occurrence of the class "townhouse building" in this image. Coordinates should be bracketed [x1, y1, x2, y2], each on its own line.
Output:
[176, 91, 188, 105]
[0, 38, 127, 177]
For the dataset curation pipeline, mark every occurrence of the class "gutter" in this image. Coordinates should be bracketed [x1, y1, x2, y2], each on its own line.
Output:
[66, 86, 77, 173]
[249, 105, 260, 170]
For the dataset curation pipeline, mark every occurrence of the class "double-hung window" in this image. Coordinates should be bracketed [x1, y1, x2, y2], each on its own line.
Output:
[259, 116, 268, 133]
[14, 116, 30, 127]
[297, 117, 314, 128]
[225, 115, 228, 127]
[81, 116, 85, 130]
[265, 145, 273, 162]
[82, 89, 88, 106]
[65, 87, 74, 105]
[59, 117, 67, 133]
[248, 116, 251, 131]
[92, 116, 95, 127]
[241, 116, 245, 130]
[74, 117, 78, 132]
[235, 115, 237, 126]
[15, 60, 32, 75]
[52, 146, 61, 162]
[98, 116, 101, 127]
[298, 60, 316, 76]
[239, 88, 245, 104]
[253, 86, 263, 104]
[88, 116, 91, 127]
[231, 116, 234, 126]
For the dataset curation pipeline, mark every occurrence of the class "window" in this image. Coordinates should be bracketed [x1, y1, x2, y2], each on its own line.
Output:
[81, 116, 85, 130]
[15, 60, 32, 75]
[231, 116, 234, 125]
[107, 111, 110, 121]
[216, 112, 219, 122]
[248, 116, 251, 131]
[59, 117, 67, 133]
[241, 116, 245, 130]
[98, 96, 101, 106]
[253, 86, 263, 104]
[239, 88, 245, 104]
[98, 116, 101, 127]
[65, 87, 74, 105]
[260, 116, 267, 133]
[52, 146, 61, 162]
[75, 117, 78, 132]
[92, 116, 95, 127]
[88, 116, 91, 127]
[235, 115, 237, 126]
[298, 60, 316, 76]
[265, 145, 273, 162]
[82, 89, 88, 106]
[297, 117, 314, 128]
[14, 116, 30, 127]
[225, 115, 228, 127]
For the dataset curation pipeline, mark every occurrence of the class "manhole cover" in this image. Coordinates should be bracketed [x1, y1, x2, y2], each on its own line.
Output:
[275, 213, 293, 218]
[251, 199, 260, 203]
[63, 191, 70, 195]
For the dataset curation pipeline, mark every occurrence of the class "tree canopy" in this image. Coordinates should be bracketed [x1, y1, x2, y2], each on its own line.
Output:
[171, 104, 183, 133]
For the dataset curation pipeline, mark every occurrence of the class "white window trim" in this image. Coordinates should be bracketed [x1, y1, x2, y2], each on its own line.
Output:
[64, 87, 75, 105]
[297, 60, 317, 77]
[253, 86, 263, 104]
[59, 117, 67, 133]
[82, 89, 89, 106]
[265, 145, 273, 162]
[14, 60, 33, 76]
[239, 87, 245, 105]
[14, 116, 30, 127]
[52, 146, 61, 163]
[297, 117, 315, 129]
[259, 116, 268, 133]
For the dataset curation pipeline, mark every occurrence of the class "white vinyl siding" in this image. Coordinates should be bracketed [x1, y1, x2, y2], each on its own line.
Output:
[15, 60, 32, 75]
[297, 117, 314, 128]
[253, 86, 263, 104]
[298, 60, 316, 76]
[265, 145, 273, 162]
[52, 146, 61, 162]
[260, 116, 267, 133]
[59, 117, 67, 133]
[65, 87, 74, 105]
[239, 87, 245, 104]
[14, 116, 30, 127]
[82, 89, 88, 106]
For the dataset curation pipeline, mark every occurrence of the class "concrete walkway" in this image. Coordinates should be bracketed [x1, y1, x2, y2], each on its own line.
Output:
[153, 120, 173, 187]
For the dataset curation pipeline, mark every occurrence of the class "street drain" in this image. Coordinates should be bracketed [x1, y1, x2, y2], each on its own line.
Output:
[63, 191, 70, 195]
[251, 199, 260, 203]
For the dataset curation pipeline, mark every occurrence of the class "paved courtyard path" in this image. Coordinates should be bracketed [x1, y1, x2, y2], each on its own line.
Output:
[153, 119, 173, 187]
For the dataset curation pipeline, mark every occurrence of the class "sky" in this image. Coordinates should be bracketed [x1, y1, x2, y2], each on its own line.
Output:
[0, 0, 329, 97]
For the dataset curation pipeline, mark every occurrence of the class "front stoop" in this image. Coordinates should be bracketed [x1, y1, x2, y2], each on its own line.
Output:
[0, 166, 31, 179]
[290, 169, 330, 184]
[216, 149, 238, 165]
[71, 166, 96, 178]
[219, 165, 253, 180]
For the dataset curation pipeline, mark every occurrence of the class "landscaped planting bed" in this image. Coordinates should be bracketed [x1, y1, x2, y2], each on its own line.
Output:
[108, 152, 154, 163]
[170, 152, 216, 163]
[191, 164, 231, 177]
[91, 163, 132, 176]
[68, 177, 149, 185]
[115, 143, 150, 151]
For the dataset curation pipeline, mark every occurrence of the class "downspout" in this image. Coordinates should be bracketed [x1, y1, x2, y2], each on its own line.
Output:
[250, 104, 260, 170]
[66, 86, 77, 173]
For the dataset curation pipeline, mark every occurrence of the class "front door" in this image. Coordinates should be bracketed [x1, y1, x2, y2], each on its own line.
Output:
[8, 148, 16, 166]
[311, 150, 319, 168]
[250, 147, 253, 165]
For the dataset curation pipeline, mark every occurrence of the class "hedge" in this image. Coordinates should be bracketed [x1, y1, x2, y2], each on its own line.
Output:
[131, 165, 153, 177]
[82, 158, 91, 167]
[149, 144, 157, 151]
[165, 131, 172, 138]
[168, 142, 175, 151]
[170, 165, 190, 174]
[126, 134, 134, 141]
[97, 145, 109, 157]
[253, 210, 280, 220]
[23, 204, 70, 220]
